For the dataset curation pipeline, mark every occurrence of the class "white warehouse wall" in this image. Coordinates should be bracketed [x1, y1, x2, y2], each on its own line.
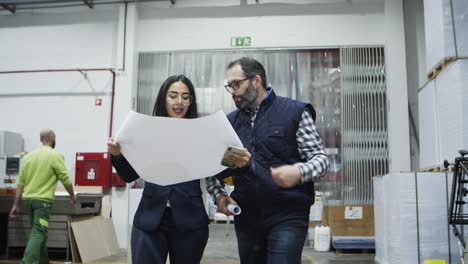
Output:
[137, 14, 385, 51]
[0, 71, 114, 170]
[0, 19, 119, 170]
[0, 22, 119, 70]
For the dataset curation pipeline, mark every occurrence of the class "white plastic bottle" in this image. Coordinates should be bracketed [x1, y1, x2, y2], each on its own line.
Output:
[314, 225, 331, 252]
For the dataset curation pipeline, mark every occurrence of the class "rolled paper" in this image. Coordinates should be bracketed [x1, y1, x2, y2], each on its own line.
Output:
[227, 204, 241, 215]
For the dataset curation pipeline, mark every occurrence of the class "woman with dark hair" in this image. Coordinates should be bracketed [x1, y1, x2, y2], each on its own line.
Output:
[107, 75, 209, 264]
[152, 75, 199, 119]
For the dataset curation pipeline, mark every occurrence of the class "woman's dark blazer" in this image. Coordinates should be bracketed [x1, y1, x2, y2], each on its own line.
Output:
[111, 155, 209, 232]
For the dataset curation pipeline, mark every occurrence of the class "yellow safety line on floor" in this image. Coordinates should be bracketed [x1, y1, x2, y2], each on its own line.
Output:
[302, 253, 317, 264]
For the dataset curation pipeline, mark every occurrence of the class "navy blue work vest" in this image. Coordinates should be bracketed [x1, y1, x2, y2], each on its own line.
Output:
[226, 90, 316, 222]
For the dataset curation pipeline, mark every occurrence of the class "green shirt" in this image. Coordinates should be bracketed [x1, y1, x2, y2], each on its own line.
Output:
[18, 145, 72, 202]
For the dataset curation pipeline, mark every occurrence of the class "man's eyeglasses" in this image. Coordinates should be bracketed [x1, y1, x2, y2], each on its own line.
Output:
[224, 77, 251, 93]
[166, 92, 193, 106]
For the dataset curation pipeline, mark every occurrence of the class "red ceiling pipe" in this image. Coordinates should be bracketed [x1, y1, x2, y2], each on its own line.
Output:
[109, 70, 116, 138]
[0, 68, 113, 74]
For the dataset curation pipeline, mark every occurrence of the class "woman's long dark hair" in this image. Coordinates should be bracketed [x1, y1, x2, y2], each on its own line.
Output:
[152, 75, 198, 119]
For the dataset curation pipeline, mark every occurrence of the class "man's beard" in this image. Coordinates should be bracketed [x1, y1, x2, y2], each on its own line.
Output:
[234, 81, 257, 110]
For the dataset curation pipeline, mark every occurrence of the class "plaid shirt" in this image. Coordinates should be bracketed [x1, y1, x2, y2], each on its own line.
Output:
[205, 107, 329, 201]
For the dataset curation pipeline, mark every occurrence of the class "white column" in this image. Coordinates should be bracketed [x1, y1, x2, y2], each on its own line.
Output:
[403, 0, 426, 170]
[385, 0, 411, 172]
[111, 2, 139, 249]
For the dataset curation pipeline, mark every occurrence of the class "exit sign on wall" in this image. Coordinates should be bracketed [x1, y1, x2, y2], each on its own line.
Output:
[231, 37, 252, 47]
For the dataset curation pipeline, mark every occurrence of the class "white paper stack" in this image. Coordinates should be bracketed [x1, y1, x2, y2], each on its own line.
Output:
[386, 173, 418, 264]
[374, 172, 461, 264]
[373, 173, 418, 264]
[418, 81, 440, 170]
[373, 175, 387, 264]
[452, 0, 468, 57]
[417, 172, 460, 263]
[434, 60, 468, 164]
[418, 59, 468, 169]
[423, 0, 468, 74]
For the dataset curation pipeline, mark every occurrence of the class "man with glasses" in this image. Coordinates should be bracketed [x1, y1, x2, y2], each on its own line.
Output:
[206, 57, 329, 264]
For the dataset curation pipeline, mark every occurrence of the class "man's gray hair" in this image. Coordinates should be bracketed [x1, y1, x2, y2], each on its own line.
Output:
[40, 129, 54, 143]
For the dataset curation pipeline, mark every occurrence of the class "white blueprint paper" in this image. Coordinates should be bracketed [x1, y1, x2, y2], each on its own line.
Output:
[114, 110, 242, 186]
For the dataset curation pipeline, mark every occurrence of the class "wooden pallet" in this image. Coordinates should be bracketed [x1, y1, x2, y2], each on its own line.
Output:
[425, 166, 443, 172]
[421, 165, 452, 172]
[427, 57, 456, 80]
[335, 248, 375, 255]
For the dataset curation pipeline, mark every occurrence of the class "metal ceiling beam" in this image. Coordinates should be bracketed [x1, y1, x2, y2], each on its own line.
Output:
[1, 3, 16, 13]
[0, 0, 171, 10]
[1, 0, 77, 5]
[83, 0, 93, 8]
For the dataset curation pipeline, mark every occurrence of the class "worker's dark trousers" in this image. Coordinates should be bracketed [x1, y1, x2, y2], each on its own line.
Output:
[234, 209, 309, 264]
[22, 199, 52, 264]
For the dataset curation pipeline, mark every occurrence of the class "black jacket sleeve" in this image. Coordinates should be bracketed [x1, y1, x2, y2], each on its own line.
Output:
[111, 154, 140, 183]
[214, 158, 253, 181]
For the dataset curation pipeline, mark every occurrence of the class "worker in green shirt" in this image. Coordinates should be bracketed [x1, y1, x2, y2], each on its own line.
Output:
[9, 129, 75, 264]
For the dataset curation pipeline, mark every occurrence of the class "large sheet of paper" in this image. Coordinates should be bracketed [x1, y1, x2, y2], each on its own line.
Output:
[114, 110, 242, 185]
